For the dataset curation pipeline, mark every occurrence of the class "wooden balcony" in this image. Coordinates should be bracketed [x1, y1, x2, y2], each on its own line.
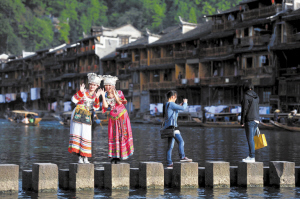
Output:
[200, 76, 239, 86]
[140, 59, 147, 66]
[287, 33, 300, 43]
[240, 35, 271, 46]
[174, 50, 198, 59]
[242, 66, 274, 76]
[149, 57, 173, 65]
[242, 4, 282, 21]
[142, 81, 176, 90]
[131, 61, 139, 68]
[212, 21, 235, 32]
[133, 84, 140, 91]
[201, 45, 233, 57]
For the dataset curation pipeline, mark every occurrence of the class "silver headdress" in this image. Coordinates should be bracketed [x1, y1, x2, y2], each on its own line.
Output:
[87, 73, 103, 86]
[103, 75, 118, 86]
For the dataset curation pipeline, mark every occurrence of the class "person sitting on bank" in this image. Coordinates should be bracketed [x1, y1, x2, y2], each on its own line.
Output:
[287, 110, 297, 126]
[163, 90, 192, 168]
[240, 82, 259, 163]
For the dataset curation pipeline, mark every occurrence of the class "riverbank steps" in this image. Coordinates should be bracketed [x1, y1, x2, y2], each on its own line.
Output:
[0, 161, 299, 193]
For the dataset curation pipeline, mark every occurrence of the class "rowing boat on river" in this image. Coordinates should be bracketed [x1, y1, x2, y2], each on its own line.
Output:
[270, 120, 300, 132]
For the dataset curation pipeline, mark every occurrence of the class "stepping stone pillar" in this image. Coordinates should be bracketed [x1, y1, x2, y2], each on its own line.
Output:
[205, 161, 230, 188]
[237, 162, 263, 187]
[230, 166, 238, 186]
[0, 164, 19, 193]
[22, 170, 32, 191]
[69, 163, 94, 191]
[164, 167, 173, 187]
[95, 167, 104, 188]
[139, 162, 164, 189]
[269, 161, 295, 187]
[32, 163, 58, 192]
[104, 163, 130, 190]
[130, 168, 139, 188]
[263, 166, 269, 186]
[198, 167, 205, 187]
[173, 162, 198, 188]
[59, 169, 69, 190]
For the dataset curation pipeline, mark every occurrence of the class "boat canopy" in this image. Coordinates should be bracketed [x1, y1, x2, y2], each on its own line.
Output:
[11, 110, 38, 116]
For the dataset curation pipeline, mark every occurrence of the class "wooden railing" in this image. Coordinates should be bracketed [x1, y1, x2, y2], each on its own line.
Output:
[201, 45, 233, 57]
[149, 57, 173, 65]
[287, 33, 300, 43]
[242, 4, 282, 21]
[142, 81, 176, 90]
[199, 76, 239, 85]
[212, 21, 235, 32]
[133, 84, 140, 91]
[243, 66, 274, 76]
[140, 59, 148, 66]
[174, 50, 197, 59]
[240, 35, 271, 46]
[131, 61, 139, 68]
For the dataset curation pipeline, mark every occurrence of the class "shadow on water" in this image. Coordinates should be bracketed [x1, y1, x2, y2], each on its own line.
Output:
[1, 119, 300, 197]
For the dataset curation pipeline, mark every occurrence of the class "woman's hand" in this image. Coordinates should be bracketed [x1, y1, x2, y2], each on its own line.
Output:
[98, 88, 106, 96]
[183, 99, 188, 103]
[95, 89, 101, 98]
[80, 83, 86, 93]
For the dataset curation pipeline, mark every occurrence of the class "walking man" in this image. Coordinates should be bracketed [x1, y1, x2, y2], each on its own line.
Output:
[240, 82, 259, 163]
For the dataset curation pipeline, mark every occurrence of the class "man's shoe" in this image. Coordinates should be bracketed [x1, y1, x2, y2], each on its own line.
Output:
[242, 156, 255, 163]
[83, 157, 90, 164]
[167, 164, 173, 168]
[180, 157, 192, 162]
[78, 156, 83, 164]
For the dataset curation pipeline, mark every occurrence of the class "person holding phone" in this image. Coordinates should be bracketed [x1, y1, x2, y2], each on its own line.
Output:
[163, 90, 192, 168]
[99, 75, 134, 164]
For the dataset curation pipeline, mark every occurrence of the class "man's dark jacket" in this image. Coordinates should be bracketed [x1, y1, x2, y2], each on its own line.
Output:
[241, 90, 260, 125]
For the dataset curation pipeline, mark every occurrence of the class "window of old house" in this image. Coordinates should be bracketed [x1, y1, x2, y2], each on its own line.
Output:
[263, 91, 271, 103]
[246, 57, 253, 68]
[119, 36, 129, 45]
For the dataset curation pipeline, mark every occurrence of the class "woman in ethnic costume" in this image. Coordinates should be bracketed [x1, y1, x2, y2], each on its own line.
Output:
[68, 73, 102, 164]
[99, 75, 134, 164]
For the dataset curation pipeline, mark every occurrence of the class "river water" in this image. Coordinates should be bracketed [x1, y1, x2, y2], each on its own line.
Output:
[0, 119, 300, 198]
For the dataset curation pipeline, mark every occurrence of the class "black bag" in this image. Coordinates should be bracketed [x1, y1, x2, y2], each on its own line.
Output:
[160, 103, 175, 139]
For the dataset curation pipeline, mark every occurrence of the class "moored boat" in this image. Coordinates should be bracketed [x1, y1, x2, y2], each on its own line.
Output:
[270, 120, 300, 132]
[6, 110, 42, 126]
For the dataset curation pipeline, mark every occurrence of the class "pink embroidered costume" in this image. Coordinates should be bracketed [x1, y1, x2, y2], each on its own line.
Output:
[103, 90, 134, 160]
[68, 90, 100, 157]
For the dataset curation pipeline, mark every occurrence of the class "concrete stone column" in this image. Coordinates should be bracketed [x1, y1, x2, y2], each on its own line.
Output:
[198, 167, 205, 187]
[32, 163, 58, 192]
[104, 163, 130, 190]
[0, 164, 19, 193]
[95, 167, 104, 188]
[130, 168, 139, 188]
[22, 170, 32, 191]
[295, 166, 300, 187]
[173, 162, 198, 188]
[164, 167, 173, 188]
[69, 163, 94, 191]
[205, 161, 230, 188]
[59, 169, 69, 190]
[139, 162, 164, 189]
[237, 162, 263, 187]
[263, 166, 269, 186]
[269, 161, 295, 187]
[230, 166, 238, 187]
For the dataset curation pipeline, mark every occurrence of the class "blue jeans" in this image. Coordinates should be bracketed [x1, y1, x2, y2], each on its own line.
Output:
[167, 132, 185, 165]
[244, 121, 258, 158]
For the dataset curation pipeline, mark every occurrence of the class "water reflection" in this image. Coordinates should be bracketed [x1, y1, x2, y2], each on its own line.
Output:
[1, 119, 300, 198]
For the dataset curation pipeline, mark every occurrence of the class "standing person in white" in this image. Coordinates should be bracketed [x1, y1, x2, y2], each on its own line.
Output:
[68, 73, 102, 163]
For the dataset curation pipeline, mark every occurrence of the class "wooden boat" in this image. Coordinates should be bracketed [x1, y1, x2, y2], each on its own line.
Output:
[270, 120, 300, 132]
[6, 110, 42, 126]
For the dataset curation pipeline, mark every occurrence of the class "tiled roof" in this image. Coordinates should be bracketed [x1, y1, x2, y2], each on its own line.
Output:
[101, 51, 119, 61]
[206, 6, 240, 17]
[117, 37, 148, 50]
